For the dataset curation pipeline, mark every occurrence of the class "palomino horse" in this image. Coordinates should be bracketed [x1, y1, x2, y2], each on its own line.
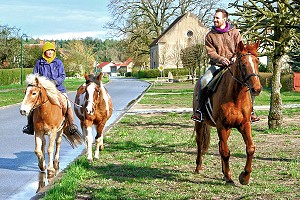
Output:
[20, 74, 83, 176]
[74, 73, 113, 162]
[193, 40, 262, 185]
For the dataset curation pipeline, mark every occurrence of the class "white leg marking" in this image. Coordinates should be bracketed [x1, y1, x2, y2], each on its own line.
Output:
[86, 126, 93, 161]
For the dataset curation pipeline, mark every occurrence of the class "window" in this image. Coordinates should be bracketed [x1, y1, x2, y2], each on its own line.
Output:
[187, 30, 193, 38]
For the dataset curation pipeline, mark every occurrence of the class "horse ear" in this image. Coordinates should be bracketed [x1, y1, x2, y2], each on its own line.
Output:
[236, 41, 245, 53]
[84, 74, 89, 81]
[35, 77, 40, 85]
[254, 38, 260, 50]
[97, 72, 103, 82]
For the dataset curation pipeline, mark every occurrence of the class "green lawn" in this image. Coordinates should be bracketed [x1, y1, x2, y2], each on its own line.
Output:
[41, 81, 300, 200]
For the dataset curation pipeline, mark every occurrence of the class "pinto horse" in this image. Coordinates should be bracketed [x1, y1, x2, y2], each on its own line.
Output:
[74, 73, 113, 162]
[20, 74, 83, 176]
[193, 40, 262, 185]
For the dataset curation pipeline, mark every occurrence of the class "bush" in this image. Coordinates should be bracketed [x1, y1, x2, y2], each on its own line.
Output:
[260, 72, 293, 91]
[132, 68, 191, 79]
[0, 68, 32, 85]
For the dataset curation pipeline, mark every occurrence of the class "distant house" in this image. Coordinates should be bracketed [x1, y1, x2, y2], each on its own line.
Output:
[119, 58, 134, 74]
[96, 58, 134, 77]
[150, 11, 208, 69]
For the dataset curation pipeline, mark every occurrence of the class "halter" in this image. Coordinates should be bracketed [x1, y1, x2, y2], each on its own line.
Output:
[27, 84, 49, 113]
[84, 82, 100, 107]
[227, 53, 260, 90]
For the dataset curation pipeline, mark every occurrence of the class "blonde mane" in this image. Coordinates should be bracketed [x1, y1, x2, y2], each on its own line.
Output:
[25, 74, 62, 107]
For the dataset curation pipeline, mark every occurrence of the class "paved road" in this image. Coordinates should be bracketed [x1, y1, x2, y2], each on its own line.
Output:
[0, 78, 150, 200]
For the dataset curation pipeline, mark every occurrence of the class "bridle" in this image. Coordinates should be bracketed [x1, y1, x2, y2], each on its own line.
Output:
[84, 82, 101, 111]
[227, 53, 260, 90]
[27, 84, 49, 113]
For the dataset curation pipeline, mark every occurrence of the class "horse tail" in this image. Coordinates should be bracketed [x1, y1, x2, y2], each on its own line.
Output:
[195, 122, 211, 154]
[62, 128, 83, 149]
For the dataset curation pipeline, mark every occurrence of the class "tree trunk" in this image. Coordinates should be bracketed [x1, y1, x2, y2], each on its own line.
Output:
[268, 56, 283, 129]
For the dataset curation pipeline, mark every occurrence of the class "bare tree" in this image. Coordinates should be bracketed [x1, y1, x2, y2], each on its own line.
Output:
[106, 0, 220, 63]
[230, 0, 300, 129]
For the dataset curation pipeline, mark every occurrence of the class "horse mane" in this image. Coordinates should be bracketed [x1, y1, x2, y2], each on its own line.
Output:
[245, 42, 258, 57]
[25, 74, 62, 107]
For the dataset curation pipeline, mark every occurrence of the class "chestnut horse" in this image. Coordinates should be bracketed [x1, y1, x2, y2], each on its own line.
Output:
[74, 73, 113, 162]
[193, 40, 262, 185]
[20, 74, 83, 176]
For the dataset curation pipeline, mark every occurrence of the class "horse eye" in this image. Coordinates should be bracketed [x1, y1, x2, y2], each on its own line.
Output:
[32, 92, 37, 95]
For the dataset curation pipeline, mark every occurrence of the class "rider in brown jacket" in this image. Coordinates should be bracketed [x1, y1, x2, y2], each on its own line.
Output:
[191, 8, 260, 123]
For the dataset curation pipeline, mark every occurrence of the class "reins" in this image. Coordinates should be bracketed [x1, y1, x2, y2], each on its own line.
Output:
[27, 84, 49, 113]
[227, 53, 260, 90]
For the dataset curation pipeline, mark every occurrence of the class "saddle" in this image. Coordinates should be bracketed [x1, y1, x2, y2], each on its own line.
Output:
[206, 67, 228, 94]
[201, 67, 228, 124]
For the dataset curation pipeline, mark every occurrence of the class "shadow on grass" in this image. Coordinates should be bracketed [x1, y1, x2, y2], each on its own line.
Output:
[119, 120, 194, 129]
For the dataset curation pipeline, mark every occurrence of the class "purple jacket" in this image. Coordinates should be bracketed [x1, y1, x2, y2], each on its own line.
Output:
[33, 57, 66, 93]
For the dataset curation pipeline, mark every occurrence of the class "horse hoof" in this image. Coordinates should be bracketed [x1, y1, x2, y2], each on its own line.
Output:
[225, 180, 235, 186]
[194, 169, 204, 175]
[47, 169, 56, 177]
[87, 158, 93, 163]
[99, 145, 104, 151]
[239, 172, 250, 185]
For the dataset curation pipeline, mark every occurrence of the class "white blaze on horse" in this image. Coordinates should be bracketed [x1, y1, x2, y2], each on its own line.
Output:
[20, 74, 83, 177]
[74, 73, 113, 162]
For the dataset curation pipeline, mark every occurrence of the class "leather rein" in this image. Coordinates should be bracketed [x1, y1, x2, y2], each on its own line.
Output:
[27, 84, 49, 113]
[227, 53, 260, 90]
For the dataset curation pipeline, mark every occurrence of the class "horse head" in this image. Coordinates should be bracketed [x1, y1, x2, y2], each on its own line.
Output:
[20, 74, 44, 116]
[84, 73, 103, 115]
[235, 40, 262, 96]
[20, 74, 60, 116]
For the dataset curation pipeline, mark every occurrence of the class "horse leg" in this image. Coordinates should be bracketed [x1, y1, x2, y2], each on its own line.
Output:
[94, 124, 105, 159]
[47, 131, 56, 177]
[238, 124, 255, 185]
[35, 134, 46, 171]
[218, 129, 234, 184]
[53, 131, 63, 172]
[195, 122, 210, 174]
[85, 126, 94, 162]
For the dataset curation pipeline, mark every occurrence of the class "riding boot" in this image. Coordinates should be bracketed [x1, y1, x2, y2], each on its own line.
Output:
[22, 114, 34, 135]
[191, 87, 207, 122]
[66, 108, 81, 135]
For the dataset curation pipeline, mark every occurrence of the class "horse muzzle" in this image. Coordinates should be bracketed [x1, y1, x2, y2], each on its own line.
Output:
[85, 107, 95, 115]
[250, 86, 262, 96]
[20, 109, 29, 116]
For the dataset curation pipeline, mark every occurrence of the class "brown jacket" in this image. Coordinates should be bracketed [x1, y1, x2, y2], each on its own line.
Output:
[205, 25, 241, 66]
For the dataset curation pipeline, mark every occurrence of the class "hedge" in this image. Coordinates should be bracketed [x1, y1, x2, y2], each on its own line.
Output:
[0, 68, 295, 91]
[131, 69, 294, 91]
[0, 68, 33, 86]
[260, 72, 293, 91]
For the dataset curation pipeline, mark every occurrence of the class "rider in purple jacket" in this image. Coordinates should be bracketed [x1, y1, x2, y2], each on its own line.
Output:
[23, 42, 81, 136]
[33, 57, 66, 93]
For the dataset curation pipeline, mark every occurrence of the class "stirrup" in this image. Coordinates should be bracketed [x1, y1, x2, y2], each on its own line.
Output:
[250, 115, 260, 123]
[191, 110, 203, 123]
